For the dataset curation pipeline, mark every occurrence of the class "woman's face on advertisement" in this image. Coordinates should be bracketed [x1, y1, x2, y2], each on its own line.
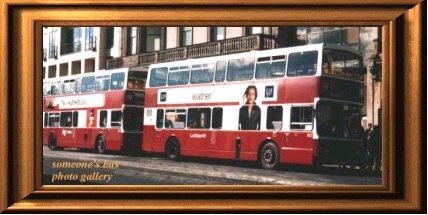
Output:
[246, 88, 256, 104]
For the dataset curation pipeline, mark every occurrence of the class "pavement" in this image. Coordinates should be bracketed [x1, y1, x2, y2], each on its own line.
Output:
[43, 146, 382, 186]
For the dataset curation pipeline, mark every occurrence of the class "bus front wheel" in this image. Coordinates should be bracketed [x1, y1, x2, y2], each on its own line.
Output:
[95, 135, 106, 154]
[260, 142, 279, 170]
[165, 138, 180, 160]
[48, 133, 58, 150]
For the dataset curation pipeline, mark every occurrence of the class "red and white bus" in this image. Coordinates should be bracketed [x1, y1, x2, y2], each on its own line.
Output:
[43, 68, 145, 153]
[143, 44, 365, 169]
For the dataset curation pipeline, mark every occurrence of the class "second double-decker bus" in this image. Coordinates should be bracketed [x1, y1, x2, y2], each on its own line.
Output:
[143, 44, 365, 169]
[43, 68, 145, 153]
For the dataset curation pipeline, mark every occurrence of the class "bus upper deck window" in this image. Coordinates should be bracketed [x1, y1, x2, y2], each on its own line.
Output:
[215, 61, 227, 82]
[95, 75, 110, 91]
[167, 66, 189, 86]
[287, 51, 318, 77]
[81, 76, 95, 93]
[255, 55, 286, 79]
[110, 72, 125, 90]
[149, 67, 168, 87]
[43, 82, 51, 96]
[62, 79, 76, 95]
[190, 64, 214, 84]
[51, 82, 62, 95]
[227, 58, 255, 81]
[75, 78, 81, 93]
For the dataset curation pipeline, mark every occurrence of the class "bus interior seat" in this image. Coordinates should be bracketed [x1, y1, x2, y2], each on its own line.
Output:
[272, 121, 282, 130]
[171, 121, 185, 129]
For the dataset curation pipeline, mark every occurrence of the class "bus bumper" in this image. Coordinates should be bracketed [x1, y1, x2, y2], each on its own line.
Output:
[316, 139, 361, 165]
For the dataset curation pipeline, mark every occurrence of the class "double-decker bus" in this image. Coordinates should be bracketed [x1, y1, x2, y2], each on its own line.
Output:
[143, 44, 364, 169]
[43, 68, 145, 153]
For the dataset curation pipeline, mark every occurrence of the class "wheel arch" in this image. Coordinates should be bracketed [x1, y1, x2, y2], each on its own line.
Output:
[95, 133, 106, 147]
[164, 135, 179, 149]
[257, 139, 280, 162]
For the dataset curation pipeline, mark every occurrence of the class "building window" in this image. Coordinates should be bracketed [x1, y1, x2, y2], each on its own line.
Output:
[211, 27, 225, 41]
[85, 27, 96, 51]
[60, 27, 82, 55]
[143, 27, 163, 52]
[59, 63, 68, 77]
[126, 27, 137, 55]
[180, 27, 193, 46]
[342, 27, 360, 49]
[296, 27, 308, 45]
[323, 27, 341, 44]
[71, 60, 81, 75]
[48, 65, 56, 78]
[246, 27, 269, 36]
[106, 27, 114, 49]
[49, 30, 58, 58]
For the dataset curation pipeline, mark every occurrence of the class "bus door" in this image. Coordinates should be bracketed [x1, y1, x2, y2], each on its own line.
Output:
[285, 106, 315, 164]
[71, 110, 87, 148]
[85, 108, 97, 148]
[59, 112, 75, 147]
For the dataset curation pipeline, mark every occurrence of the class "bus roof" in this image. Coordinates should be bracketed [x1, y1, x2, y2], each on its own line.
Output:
[148, 43, 362, 69]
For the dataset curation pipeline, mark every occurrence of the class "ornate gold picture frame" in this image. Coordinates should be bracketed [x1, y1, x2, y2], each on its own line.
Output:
[0, 0, 424, 212]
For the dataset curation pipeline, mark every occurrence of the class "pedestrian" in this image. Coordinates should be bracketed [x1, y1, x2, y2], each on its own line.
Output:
[364, 123, 374, 170]
[371, 126, 382, 173]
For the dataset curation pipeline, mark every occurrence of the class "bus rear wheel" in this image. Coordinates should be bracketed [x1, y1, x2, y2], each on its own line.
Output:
[260, 142, 279, 170]
[165, 138, 180, 160]
[48, 133, 58, 150]
[95, 135, 106, 154]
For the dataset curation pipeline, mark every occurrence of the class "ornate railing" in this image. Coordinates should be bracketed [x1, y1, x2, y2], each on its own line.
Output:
[108, 34, 277, 69]
[60, 41, 81, 55]
[106, 58, 122, 70]
[85, 36, 97, 51]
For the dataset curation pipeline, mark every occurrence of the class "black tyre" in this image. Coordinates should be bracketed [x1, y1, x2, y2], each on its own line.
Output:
[165, 138, 180, 160]
[260, 142, 279, 170]
[95, 135, 106, 154]
[48, 133, 58, 150]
